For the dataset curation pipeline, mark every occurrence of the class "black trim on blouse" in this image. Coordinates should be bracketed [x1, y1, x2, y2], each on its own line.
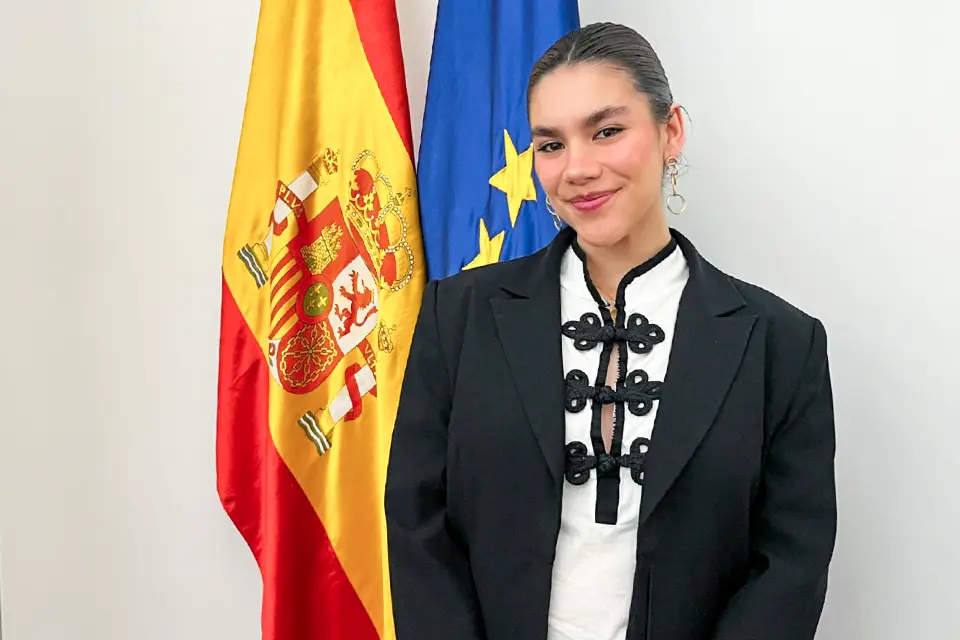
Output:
[561, 238, 676, 525]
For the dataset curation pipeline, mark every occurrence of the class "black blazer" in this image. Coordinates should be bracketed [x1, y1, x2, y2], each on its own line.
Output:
[385, 227, 837, 640]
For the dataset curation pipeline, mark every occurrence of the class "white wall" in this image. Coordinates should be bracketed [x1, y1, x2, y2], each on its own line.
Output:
[0, 1, 264, 638]
[1, 0, 957, 639]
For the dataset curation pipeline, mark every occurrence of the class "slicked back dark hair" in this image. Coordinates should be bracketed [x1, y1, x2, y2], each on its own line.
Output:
[528, 22, 674, 124]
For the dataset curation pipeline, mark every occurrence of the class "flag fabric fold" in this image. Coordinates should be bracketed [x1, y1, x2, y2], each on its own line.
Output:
[417, 0, 580, 279]
[216, 1, 424, 638]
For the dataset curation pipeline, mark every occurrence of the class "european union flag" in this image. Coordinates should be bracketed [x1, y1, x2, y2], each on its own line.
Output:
[417, 0, 580, 280]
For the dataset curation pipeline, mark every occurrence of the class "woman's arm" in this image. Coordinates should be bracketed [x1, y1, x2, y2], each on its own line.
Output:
[384, 279, 485, 639]
[713, 319, 837, 640]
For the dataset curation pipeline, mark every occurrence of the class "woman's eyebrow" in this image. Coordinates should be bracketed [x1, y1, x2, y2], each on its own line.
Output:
[531, 105, 629, 138]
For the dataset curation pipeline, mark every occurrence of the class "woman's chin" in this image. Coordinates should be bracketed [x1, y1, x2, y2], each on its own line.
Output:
[566, 217, 628, 249]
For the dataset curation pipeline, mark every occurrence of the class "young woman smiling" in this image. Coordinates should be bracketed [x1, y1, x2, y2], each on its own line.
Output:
[386, 22, 837, 640]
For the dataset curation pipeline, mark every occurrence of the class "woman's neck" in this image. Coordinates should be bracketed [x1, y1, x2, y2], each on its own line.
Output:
[580, 215, 672, 302]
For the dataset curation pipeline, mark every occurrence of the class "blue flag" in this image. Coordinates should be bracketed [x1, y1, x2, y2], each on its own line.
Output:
[417, 0, 581, 280]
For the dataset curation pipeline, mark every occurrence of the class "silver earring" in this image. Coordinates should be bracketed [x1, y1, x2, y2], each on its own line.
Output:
[665, 156, 687, 215]
[546, 196, 562, 230]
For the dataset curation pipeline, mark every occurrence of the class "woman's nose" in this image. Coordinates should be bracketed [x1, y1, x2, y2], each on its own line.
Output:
[562, 144, 602, 184]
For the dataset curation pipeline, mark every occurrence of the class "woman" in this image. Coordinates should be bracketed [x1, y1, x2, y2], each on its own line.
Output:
[385, 22, 836, 640]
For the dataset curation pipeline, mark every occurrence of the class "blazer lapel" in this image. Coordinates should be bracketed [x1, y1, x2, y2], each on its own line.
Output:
[489, 229, 574, 485]
[639, 231, 757, 526]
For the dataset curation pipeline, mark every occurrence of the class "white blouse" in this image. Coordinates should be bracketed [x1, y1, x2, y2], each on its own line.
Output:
[547, 238, 690, 640]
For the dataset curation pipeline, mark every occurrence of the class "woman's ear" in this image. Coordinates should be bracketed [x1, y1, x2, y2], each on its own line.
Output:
[662, 103, 687, 161]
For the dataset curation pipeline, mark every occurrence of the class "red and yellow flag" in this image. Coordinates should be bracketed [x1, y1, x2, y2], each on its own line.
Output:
[216, 1, 423, 638]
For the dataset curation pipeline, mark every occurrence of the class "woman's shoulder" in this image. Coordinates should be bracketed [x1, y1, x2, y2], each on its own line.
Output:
[730, 275, 820, 325]
[723, 271, 827, 357]
[674, 229, 826, 348]
[716, 271, 832, 432]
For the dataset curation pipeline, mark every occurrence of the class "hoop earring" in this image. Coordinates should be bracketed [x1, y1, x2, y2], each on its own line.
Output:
[665, 156, 686, 215]
[546, 196, 562, 230]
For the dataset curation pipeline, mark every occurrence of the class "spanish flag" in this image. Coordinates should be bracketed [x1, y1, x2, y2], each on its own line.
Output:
[216, 0, 423, 637]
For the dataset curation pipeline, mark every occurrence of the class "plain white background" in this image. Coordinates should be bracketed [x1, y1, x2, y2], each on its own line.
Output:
[1, 0, 957, 638]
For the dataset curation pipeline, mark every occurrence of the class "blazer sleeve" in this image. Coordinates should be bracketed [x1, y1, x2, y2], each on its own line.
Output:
[713, 318, 837, 640]
[384, 279, 485, 639]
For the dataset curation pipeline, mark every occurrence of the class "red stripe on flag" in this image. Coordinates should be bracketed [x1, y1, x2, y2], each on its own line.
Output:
[216, 276, 380, 640]
[270, 262, 299, 301]
[271, 283, 300, 324]
[347, 0, 415, 159]
[271, 250, 295, 281]
[269, 304, 298, 341]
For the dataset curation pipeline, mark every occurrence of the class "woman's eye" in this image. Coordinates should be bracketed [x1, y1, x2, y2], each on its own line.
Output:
[596, 127, 623, 140]
[537, 141, 563, 153]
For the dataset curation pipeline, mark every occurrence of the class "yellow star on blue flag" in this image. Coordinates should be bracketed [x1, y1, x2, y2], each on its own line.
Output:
[489, 130, 538, 228]
[463, 218, 506, 270]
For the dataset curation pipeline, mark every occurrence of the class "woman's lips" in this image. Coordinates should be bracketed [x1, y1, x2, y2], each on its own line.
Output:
[569, 190, 617, 213]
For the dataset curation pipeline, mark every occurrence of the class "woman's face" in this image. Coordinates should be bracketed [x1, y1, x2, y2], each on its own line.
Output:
[529, 63, 684, 249]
